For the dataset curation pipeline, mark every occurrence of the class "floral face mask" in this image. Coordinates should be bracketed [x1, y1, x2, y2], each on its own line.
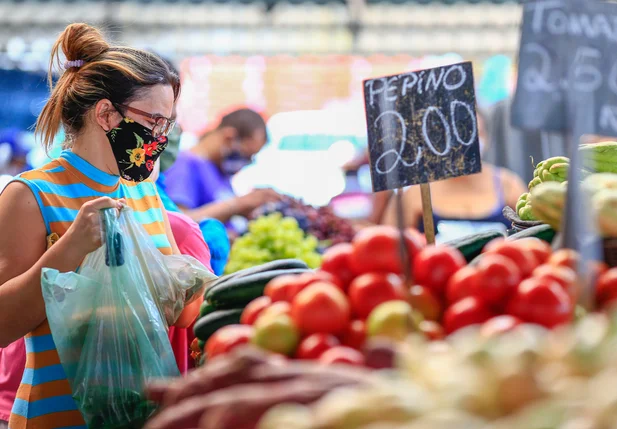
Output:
[106, 117, 168, 182]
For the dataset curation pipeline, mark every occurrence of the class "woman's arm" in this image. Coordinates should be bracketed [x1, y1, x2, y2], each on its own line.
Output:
[180, 199, 239, 224]
[0, 183, 94, 346]
[381, 186, 421, 229]
[368, 190, 393, 224]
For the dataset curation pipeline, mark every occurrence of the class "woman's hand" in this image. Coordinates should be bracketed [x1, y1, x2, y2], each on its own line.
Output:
[63, 197, 126, 256]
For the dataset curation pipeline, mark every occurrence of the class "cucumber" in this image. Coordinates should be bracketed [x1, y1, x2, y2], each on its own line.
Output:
[199, 301, 216, 317]
[506, 224, 556, 244]
[208, 259, 310, 292]
[445, 230, 505, 262]
[206, 268, 311, 309]
[193, 309, 243, 342]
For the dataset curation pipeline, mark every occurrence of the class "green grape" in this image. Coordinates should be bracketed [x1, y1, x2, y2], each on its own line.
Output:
[225, 213, 323, 273]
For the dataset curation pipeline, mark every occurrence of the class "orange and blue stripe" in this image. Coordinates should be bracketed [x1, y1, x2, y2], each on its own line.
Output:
[8, 150, 172, 429]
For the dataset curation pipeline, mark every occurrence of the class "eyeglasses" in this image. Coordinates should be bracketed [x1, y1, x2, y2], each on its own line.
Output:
[114, 103, 176, 138]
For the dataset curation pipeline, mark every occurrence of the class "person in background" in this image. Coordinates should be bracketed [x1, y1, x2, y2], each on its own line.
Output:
[382, 110, 527, 242]
[0, 23, 197, 428]
[151, 161, 213, 374]
[0, 341, 24, 429]
[164, 108, 282, 224]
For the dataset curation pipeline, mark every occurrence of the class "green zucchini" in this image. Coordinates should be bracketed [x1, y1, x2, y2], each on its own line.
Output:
[207, 259, 310, 292]
[445, 230, 505, 262]
[205, 268, 310, 309]
[506, 224, 556, 244]
[193, 309, 243, 342]
[199, 301, 216, 317]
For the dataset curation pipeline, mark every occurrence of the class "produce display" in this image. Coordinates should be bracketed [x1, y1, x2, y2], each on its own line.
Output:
[517, 156, 570, 221]
[190, 223, 612, 368]
[146, 142, 617, 429]
[225, 213, 322, 274]
[530, 172, 617, 236]
[581, 141, 617, 174]
[147, 312, 617, 429]
[191, 259, 312, 364]
[252, 197, 356, 249]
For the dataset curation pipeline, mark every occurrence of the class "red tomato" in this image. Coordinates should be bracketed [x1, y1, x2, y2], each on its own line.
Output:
[548, 249, 580, 270]
[205, 325, 254, 359]
[480, 315, 522, 338]
[419, 320, 445, 341]
[348, 273, 408, 319]
[596, 268, 617, 309]
[291, 282, 351, 335]
[319, 346, 366, 366]
[413, 246, 466, 295]
[340, 319, 367, 350]
[295, 334, 340, 360]
[241, 296, 272, 325]
[483, 241, 537, 278]
[408, 285, 442, 321]
[507, 277, 573, 328]
[532, 264, 578, 298]
[321, 243, 356, 288]
[483, 237, 506, 253]
[474, 254, 522, 308]
[444, 297, 495, 334]
[350, 225, 421, 275]
[258, 301, 292, 321]
[517, 238, 552, 265]
[264, 275, 304, 302]
[296, 271, 345, 292]
[446, 265, 479, 304]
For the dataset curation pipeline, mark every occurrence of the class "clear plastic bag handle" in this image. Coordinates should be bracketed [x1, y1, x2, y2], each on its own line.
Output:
[101, 208, 124, 267]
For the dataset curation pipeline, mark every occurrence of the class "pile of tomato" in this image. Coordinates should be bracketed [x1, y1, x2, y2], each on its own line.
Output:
[203, 225, 617, 365]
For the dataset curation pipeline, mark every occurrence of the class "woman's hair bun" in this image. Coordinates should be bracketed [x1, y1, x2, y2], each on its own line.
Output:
[58, 23, 109, 63]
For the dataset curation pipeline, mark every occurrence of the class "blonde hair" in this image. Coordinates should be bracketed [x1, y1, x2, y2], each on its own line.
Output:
[36, 23, 180, 150]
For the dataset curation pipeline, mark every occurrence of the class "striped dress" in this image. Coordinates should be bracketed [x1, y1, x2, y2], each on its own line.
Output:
[8, 150, 172, 429]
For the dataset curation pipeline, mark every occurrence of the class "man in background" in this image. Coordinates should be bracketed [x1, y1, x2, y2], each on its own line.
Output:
[164, 108, 281, 224]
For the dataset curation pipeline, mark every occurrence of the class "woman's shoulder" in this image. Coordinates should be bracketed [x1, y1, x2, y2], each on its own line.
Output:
[17, 159, 65, 183]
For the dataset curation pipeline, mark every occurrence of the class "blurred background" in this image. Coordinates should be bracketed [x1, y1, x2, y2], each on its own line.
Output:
[0, 0, 520, 209]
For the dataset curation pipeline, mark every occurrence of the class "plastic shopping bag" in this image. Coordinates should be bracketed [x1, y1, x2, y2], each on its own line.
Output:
[41, 207, 217, 429]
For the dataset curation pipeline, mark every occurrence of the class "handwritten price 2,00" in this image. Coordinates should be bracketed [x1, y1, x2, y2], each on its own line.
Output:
[372, 104, 477, 175]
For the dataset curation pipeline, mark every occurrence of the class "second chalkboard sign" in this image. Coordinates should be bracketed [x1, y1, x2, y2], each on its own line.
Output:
[363, 61, 481, 193]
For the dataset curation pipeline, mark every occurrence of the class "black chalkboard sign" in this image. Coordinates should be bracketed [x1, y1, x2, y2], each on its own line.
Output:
[363, 61, 481, 192]
[512, 0, 617, 136]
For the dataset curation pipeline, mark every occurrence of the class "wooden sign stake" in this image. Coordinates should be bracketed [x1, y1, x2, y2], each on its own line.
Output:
[420, 183, 436, 245]
[395, 188, 412, 283]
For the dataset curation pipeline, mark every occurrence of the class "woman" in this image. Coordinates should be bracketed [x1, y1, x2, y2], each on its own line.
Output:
[382, 110, 527, 242]
[0, 23, 200, 428]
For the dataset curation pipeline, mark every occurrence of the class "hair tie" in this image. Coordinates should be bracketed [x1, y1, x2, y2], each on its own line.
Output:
[64, 60, 85, 69]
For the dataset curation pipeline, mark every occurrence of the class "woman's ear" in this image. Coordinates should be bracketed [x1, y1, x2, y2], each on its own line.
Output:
[94, 99, 121, 132]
